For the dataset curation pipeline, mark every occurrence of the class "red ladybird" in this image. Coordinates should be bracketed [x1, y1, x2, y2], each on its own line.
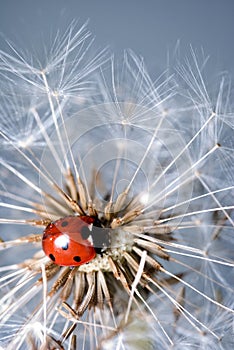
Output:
[42, 216, 96, 266]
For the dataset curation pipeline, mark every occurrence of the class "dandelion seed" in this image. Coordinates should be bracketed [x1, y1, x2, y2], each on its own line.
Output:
[0, 23, 234, 349]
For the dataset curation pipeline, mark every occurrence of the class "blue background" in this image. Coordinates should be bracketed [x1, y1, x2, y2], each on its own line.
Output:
[0, 0, 233, 74]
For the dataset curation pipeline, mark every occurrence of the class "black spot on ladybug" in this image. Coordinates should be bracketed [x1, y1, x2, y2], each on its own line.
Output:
[80, 226, 91, 240]
[49, 253, 56, 262]
[61, 221, 69, 227]
[73, 256, 81, 262]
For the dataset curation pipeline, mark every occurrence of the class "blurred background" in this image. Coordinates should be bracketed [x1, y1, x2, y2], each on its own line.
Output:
[0, 0, 234, 75]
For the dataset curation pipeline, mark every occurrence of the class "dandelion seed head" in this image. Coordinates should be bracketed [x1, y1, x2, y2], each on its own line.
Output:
[0, 23, 234, 349]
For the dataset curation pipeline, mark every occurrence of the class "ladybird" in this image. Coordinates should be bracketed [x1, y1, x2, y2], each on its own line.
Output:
[42, 216, 98, 266]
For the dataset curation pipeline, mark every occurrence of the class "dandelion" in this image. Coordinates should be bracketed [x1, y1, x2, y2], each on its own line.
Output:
[0, 24, 234, 349]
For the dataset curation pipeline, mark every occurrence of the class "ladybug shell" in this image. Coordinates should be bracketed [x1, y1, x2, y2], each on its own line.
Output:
[42, 216, 96, 266]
